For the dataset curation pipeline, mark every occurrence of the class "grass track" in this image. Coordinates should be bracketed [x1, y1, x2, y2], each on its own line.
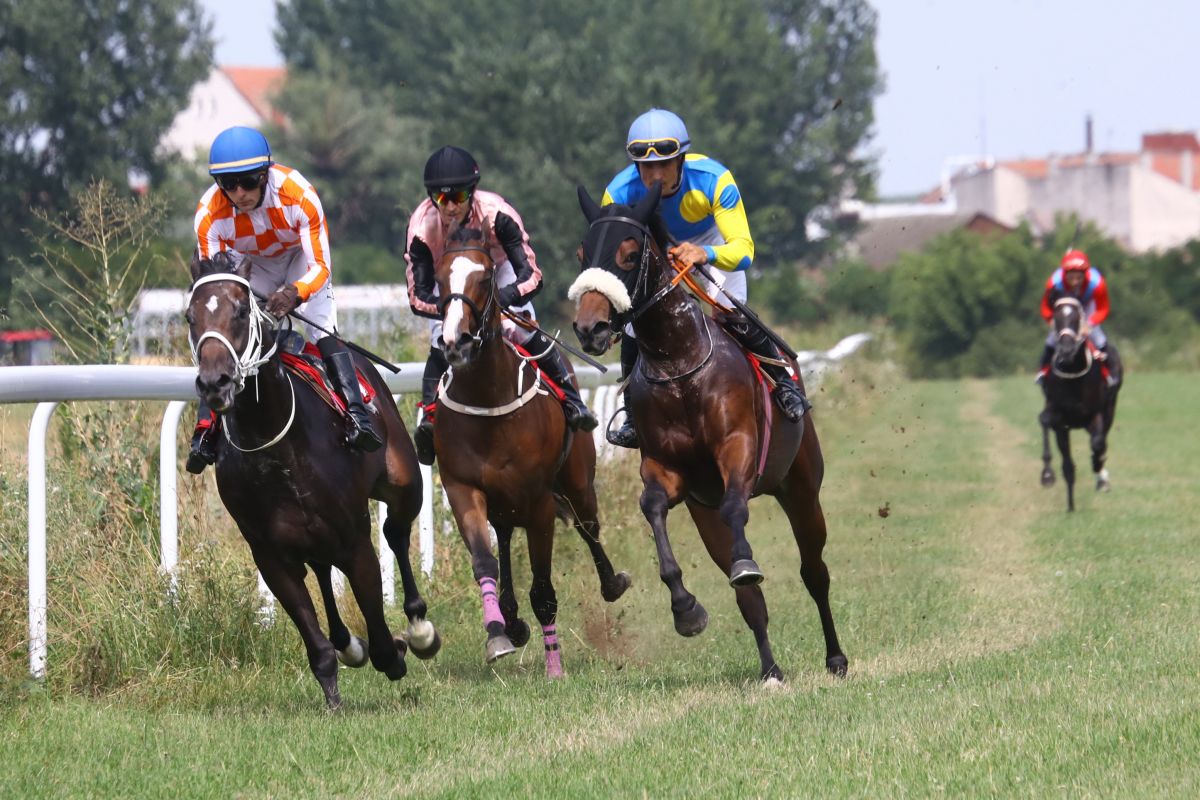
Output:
[1, 371, 1197, 797]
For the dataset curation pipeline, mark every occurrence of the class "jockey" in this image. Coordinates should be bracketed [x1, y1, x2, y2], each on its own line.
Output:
[601, 108, 809, 448]
[404, 146, 598, 466]
[186, 126, 382, 474]
[1037, 248, 1114, 386]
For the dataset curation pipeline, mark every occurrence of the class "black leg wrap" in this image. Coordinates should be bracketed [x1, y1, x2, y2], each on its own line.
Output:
[529, 332, 597, 432]
[319, 337, 384, 452]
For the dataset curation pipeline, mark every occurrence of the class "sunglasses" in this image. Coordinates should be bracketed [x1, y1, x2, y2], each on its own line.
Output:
[215, 171, 267, 192]
[626, 137, 684, 160]
[431, 188, 472, 207]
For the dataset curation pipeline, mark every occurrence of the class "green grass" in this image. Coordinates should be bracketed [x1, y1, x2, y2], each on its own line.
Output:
[1, 369, 1197, 798]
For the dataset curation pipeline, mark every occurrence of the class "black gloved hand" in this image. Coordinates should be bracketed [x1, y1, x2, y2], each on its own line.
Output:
[497, 283, 522, 308]
[266, 284, 301, 318]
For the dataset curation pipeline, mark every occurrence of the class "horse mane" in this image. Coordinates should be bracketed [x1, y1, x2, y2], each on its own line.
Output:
[647, 211, 674, 253]
[193, 249, 240, 278]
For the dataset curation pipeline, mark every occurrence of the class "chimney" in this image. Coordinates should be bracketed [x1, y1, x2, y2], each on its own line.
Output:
[1085, 114, 1094, 153]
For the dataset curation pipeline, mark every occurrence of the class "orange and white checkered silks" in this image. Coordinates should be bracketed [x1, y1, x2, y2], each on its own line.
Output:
[194, 165, 332, 302]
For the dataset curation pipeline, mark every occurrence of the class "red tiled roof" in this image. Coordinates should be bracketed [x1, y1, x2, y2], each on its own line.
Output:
[220, 66, 287, 126]
[1142, 132, 1200, 152]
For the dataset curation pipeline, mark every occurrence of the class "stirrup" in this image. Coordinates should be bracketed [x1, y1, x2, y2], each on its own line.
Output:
[606, 419, 639, 449]
[185, 429, 217, 474]
[566, 403, 599, 432]
[772, 381, 809, 424]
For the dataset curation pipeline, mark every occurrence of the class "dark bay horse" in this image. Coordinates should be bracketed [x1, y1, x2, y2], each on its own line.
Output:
[1040, 296, 1122, 511]
[431, 225, 630, 677]
[187, 252, 439, 708]
[568, 184, 847, 683]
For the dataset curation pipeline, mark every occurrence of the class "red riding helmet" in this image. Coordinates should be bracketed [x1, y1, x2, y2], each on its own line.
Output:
[1060, 249, 1090, 272]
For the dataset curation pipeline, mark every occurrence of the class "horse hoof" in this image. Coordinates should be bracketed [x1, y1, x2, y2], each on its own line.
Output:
[729, 559, 765, 587]
[506, 618, 531, 648]
[827, 654, 849, 677]
[762, 663, 785, 686]
[603, 571, 632, 602]
[673, 599, 709, 637]
[1040, 471, 1056, 488]
[336, 635, 368, 668]
[382, 643, 408, 681]
[408, 627, 441, 661]
[485, 634, 517, 664]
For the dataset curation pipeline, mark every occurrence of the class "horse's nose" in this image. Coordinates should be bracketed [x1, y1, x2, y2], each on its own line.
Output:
[573, 321, 612, 356]
[195, 371, 235, 411]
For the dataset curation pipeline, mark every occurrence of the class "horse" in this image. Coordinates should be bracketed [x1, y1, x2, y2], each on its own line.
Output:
[186, 251, 439, 709]
[568, 184, 847, 683]
[1039, 296, 1123, 512]
[430, 223, 630, 677]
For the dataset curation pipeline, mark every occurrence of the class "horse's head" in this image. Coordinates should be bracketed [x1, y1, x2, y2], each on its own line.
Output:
[1051, 296, 1088, 372]
[187, 250, 278, 411]
[568, 182, 664, 356]
[435, 224, 497, 367]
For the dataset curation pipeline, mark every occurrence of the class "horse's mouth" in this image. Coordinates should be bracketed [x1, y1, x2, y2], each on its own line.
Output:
[444, 343, 476, 368]
[573, 322, 613, 356]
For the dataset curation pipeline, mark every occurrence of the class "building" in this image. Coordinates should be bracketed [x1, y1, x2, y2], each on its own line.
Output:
[160, 65, 286, 161]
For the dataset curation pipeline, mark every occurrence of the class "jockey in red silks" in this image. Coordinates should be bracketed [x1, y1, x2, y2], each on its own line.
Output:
[186, 126, 382, 474]
[403, 146, 597, 467]
[1037, 248, 1114, 386]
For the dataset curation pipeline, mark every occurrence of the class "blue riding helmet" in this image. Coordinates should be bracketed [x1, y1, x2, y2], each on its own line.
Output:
[208, 127, 272, 175]
[625, 108, 690, 162]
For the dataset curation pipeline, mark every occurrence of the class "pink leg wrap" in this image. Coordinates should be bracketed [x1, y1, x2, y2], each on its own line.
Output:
[542, 623, 563, 678]
[479, 577, 504, 628]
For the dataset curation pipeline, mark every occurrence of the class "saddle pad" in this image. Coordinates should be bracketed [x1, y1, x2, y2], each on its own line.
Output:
[280, 343, 376, 415]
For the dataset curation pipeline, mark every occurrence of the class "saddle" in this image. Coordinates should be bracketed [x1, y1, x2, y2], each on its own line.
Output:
[277, 333, 377, 416]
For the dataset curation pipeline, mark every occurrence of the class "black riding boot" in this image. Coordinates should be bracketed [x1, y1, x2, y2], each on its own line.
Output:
[607, 336, 640, 449]
[721, 311, 810, 424]
[185, 401, 219, 474]
[1036, 343, 1053, 384]
[413, 345, 449, 466]
[318, 337, 383, 452]
[528, 331, 598, 432]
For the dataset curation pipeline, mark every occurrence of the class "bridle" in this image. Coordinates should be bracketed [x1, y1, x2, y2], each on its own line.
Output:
[438, 245, 499, 347]
[1051, 297, 1093, 379]
[188, 272, 296, 452]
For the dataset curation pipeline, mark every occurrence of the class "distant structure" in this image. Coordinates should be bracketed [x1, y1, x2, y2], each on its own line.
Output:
[844, 124, 1200, 264]
[160, 65, 287, 160]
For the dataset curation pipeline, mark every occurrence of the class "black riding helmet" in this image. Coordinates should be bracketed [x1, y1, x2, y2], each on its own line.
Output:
[423, 146, 481, 193]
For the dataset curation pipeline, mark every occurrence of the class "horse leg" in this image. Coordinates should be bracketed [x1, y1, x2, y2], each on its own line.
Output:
[684, 499, 782, 683]
[380, 503, 440, 659]
[250, 548, 342, 709]
[313, 563, 368, 667]
[340, 533, 408, 682]
[557, 477, 631, 602]
[1088, 411, 1110, 491]
[1039, 410, 1056, 487]
[1055, 426, 1076, 512]
[639, 465, 707, 637]
[445, 483, 515, 663]
[526, 502, 562, 679]
[773, 479, 848, 677]
[495, 524, 530, 647]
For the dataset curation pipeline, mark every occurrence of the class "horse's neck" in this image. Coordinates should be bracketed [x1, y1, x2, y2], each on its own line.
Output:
[631, 278, 710, 364]
[448, 326, 527, 401]
[226, 359, 293, 435]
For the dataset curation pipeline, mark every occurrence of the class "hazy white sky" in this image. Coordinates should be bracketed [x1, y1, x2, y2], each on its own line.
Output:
[202, 0, 1200, 196]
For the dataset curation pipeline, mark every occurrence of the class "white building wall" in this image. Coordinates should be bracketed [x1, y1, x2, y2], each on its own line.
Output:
[1127, 167, 1200, 252]
[952, 167, 1029, 227]
[160, 70, 265, 161]
[1028, 163, 1134, 246]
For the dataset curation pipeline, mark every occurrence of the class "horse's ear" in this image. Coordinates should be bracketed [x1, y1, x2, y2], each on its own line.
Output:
[632, 180, 662, 222]
[189, 249, 204, 282]
[578, 185, 602, 223]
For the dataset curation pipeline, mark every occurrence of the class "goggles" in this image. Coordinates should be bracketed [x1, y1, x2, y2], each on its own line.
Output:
[215, 170, 268, 192]
[431, 188, 472, 207]
[626, 137, 684, 160]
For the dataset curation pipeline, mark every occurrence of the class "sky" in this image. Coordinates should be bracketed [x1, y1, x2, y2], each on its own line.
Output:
[201, 0, 1200, 197]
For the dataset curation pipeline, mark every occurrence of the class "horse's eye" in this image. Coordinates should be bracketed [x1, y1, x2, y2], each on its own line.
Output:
[235, 304, 249, 320]
[185, 311, 195, 325]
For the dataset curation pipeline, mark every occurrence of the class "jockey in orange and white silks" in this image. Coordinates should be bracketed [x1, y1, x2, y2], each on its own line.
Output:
[403, 146, 597, 467]
[187, 126, 382, 473]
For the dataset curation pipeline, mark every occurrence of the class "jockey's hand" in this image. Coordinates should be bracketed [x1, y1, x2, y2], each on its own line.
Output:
[497, 283, 521, 309]
[266, 284, 301, 318]
[668, 242, 708, 270]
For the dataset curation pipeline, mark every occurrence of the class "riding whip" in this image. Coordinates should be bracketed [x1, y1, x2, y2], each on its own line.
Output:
[251, 290, 402, 373]
[500, 309, 609, 372]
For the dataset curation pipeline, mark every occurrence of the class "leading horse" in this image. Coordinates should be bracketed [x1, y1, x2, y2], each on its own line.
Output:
[1039, 296, 1123, 511]
[187, 251, 439, 708]
[569, 185, 847, 683]
[431, 224, 630, 677]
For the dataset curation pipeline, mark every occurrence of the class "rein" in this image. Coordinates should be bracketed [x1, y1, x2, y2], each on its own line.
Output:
[439, 244, 499, 347]
[189, 272, 296, 452]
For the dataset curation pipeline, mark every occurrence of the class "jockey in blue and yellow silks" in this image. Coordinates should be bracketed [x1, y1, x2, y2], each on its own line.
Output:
[600, 108, 808, 449]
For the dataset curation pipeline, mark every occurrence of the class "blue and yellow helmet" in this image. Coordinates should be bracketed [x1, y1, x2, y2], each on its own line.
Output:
[208, 127, 272, 175]
[625, 108, 690, 162]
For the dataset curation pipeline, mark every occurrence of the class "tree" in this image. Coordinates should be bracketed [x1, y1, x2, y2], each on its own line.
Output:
[0, 0, 212, 306]
[274, 0, 882, 309]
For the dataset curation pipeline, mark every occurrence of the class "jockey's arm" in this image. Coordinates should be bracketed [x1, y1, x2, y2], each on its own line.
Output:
[493, 209, 542, 307]
[291, 190, 332, 302]
[1088, 278, 1110, 326]
[699, 171, 754, 272]
[404, 234, 441, 320]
